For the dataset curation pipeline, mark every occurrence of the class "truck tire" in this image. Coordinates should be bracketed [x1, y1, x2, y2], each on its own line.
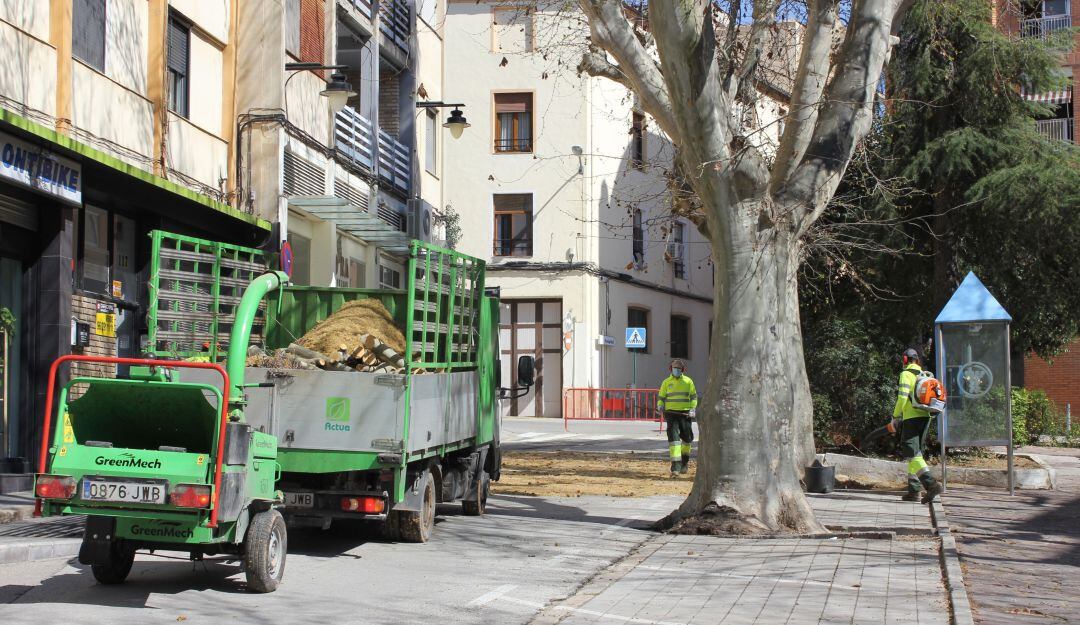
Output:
[90, 540, 135, 585]
[462, 471, 490, 516]
[244, 508, 287, 593]
[394, 474, 436, 543]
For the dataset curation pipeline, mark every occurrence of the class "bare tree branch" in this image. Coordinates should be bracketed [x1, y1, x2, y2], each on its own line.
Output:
[577, 0, 680, 140]
[769, 0, 841, 191]
[782, 0, 913, 232]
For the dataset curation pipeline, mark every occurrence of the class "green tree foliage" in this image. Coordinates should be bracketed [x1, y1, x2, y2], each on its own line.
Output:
[802, 0, 1080, 446]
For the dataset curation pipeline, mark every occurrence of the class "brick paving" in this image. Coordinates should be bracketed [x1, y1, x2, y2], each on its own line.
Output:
[945, 446, 1080, 624]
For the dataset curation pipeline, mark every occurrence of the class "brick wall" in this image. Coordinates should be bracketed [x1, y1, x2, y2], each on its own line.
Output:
[379, 67, 400, 135]
[300, 0, 324, 64]
[70, 295, 117, 395]
[1024, 338, 1080, 414]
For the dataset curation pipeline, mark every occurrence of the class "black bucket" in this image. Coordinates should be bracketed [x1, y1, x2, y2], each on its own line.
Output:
[804, 459, 835, 494]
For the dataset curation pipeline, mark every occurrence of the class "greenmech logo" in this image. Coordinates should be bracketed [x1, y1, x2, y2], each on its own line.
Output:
[95, 452, 161, 470]
[325, 397, 351, 432]
[130, 522, 193, 539]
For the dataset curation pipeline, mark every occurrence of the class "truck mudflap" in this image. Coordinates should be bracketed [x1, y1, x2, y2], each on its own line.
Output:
[392, 470, 432, 513]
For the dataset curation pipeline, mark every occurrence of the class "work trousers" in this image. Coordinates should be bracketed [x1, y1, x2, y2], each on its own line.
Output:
[665, 411, 694, 461]
[900, 417, 932, 493]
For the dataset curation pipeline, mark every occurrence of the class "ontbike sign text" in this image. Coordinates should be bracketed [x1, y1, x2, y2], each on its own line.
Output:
[0, 131, 82, 205]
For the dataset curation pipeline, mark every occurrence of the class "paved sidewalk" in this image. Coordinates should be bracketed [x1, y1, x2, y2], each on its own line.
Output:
[517, 492, 947, 625]
[945, 446, 1080, 624]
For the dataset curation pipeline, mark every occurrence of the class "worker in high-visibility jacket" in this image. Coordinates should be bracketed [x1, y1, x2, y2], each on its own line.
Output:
[657, 359, 697, 476]
[892, 348, 943, 503]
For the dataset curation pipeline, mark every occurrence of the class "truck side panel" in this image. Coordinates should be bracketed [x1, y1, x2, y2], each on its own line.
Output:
[406, 372, 478, 453]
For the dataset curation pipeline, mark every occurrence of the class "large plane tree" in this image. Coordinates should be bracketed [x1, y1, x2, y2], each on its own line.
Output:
[575, 0, 913, 532]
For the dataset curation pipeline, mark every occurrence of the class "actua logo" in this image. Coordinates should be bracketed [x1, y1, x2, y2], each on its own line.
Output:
[129, 524, 193, 539]
[94, 453, 162, 469]
[324, 396, 351, 432]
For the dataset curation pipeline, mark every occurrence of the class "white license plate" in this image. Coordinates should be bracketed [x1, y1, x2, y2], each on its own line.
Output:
[82, 479, 167, 505]
[283, 491, 314, 508]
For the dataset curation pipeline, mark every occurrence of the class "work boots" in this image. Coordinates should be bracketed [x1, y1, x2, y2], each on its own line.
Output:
[901, 491, 920, 502]
[679, 455, 690, 474]
[670, 461, 680, 477]
[920, 474, 943, 504]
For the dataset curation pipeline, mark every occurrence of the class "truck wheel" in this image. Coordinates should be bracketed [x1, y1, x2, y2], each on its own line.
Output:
[462, 471, 490, 516]
[395, 474, 436, 543]
[244, 508, 287, 593]
[90, 540, 135, 585]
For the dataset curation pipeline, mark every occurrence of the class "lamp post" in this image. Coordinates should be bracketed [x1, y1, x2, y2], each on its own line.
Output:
[416, 101, 471, 138]
[284, 62, 357, 114]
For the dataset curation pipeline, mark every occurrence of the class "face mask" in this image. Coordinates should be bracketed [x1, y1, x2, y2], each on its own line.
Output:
[672, 368, 682, 377]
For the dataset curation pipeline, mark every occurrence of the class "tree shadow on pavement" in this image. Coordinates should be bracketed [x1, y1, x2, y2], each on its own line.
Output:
[484, 494, 664, 530]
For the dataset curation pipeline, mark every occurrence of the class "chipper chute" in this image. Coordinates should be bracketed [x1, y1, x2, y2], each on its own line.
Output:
[35, 271, 289, 592]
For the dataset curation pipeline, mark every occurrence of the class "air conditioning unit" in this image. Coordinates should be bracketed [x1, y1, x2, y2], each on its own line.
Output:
[407, 199, 434, 243]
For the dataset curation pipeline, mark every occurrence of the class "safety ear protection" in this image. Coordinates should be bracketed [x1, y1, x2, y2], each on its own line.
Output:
[902, 354, 909, 365]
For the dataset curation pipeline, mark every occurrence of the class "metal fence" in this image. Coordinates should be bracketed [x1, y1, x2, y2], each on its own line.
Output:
[1021, 14, 1072, 39]
[1036, 117, 1074, 143]
[563, 387, 662, 431]
[335, 107, 376, 171]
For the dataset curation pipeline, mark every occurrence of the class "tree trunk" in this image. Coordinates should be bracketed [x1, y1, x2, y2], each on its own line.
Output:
[671, 202, 823, 534]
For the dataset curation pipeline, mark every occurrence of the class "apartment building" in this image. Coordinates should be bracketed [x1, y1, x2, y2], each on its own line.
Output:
[442, 4, 794, 417]
[0, 0, 440, 469]
[996, 0, 1077, 142]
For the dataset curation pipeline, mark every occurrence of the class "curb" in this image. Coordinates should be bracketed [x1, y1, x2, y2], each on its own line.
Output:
[0, 538, 81, 565]
[929, 500, 975, 625]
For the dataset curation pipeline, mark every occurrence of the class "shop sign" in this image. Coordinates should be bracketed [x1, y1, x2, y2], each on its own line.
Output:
[95, 301, 116, 338]
[0, 131, 82, 205]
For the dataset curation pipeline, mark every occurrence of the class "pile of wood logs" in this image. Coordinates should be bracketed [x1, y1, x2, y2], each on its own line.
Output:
[247, 334, 422, 374]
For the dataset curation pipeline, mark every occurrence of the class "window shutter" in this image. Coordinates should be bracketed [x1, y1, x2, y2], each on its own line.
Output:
[167, 19, 189, 74]
[494, 93, 532, 113]
[72, 0, 106, 71]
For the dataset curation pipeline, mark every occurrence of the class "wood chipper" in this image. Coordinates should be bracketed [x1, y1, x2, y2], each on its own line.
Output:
[35, 271, 291, 592]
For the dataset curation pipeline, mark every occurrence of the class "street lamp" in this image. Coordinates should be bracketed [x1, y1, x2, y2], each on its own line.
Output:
[417, 101, 471, 138]
[284, 62, 356, 114]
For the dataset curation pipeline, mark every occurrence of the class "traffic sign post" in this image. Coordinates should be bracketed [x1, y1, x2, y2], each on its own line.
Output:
[626, 327, 647, 388]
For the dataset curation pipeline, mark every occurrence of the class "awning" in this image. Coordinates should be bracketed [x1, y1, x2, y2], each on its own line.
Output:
[1021, 87, 1073, 104]
[287, 195, 411, 256]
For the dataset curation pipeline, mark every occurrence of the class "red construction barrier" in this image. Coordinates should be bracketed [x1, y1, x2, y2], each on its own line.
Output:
[563, 387, 662, 432]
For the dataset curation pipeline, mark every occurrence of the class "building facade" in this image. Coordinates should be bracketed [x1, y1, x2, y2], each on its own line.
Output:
[0, 0, 440, 469]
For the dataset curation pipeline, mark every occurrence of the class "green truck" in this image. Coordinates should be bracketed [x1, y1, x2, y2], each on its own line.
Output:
[35, 232, 531, 591]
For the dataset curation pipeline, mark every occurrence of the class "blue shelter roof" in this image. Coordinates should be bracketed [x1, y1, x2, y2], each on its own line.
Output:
[935, 272, 1012, 324]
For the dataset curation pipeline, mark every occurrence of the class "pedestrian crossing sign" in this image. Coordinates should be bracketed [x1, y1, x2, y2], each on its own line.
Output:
[625, 327, 647, 349]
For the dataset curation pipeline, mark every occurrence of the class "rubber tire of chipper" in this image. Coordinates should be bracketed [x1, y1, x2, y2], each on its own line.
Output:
[244, 508, 287, 593]
[462, 472, 490, 516]
[90, 540, 136, 585]
[390, 476, 436, 543]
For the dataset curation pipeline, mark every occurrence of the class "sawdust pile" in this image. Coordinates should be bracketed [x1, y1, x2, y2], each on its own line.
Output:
[493, 451, 694, 498]
[297, 299, 406, 358]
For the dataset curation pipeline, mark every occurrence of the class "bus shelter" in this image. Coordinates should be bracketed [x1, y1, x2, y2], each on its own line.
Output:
[934, 272, 1014, 494]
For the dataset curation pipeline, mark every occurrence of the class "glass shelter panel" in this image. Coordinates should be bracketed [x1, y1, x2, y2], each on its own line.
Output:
[939, 323, 1010, 446]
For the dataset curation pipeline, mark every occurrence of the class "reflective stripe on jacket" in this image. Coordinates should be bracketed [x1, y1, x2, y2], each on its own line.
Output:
[658, 374, 698, 411]
[893, 364, 930, 420]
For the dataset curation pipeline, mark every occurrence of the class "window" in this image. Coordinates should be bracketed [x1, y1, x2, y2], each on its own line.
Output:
[337, 255, 366, 288]
[425, 108, 438, 175]
[627, 307, 649, 354]
[167, 13, 190, 118]
[671, 315, 690, 359]
[287, 232, 311, 285]
[670, 222, 686, 279]
[632, 209, 644, 266]
[77, 206, 138, 301]
[493, 194, 533, 257]
[80, 206, 111, 294]
[494, 93, 533, 153]
[379, 264, 402, 289]
[631, 112, 645, 168]
[493, 7, 533, 53]
[285, 0, 301, 58]
[73, 0, 106, 72]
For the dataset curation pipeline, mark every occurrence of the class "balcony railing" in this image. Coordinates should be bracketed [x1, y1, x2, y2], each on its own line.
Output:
[335, 106, 376, 172]
[1036, 117, 1074, 142]
[379, 0, 409, 53]
[341, 0, 374, 20]
[494, 138, 533, 153]
[378, 130, 410, 195]
[1021, 14, 1072, 39]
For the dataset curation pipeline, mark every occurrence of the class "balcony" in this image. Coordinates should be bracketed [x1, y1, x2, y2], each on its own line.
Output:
[1020, 14, 1072, 39]
[379, 0, 409, 54]
[1036, 117, 1074, 142]
[378, 130, 410, 196]
[334, 107, 411, 198]
[341, 0, 375, 21]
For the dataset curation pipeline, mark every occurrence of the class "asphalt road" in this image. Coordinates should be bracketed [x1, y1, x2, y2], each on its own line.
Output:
[0, 418, 682, 625]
